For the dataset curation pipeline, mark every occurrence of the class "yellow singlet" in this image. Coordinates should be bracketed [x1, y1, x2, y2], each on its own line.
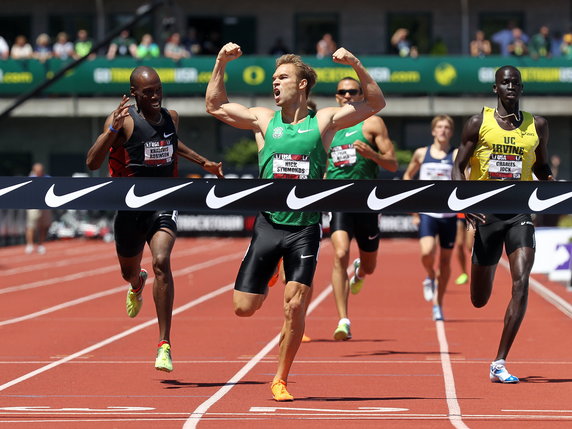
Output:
[469, 106, 538, 181]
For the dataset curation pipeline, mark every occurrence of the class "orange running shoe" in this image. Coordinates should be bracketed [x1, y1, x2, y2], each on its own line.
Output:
[301, 334, 311, 342]
[271, 379, 294, 401]
[268, 258, 283, 287]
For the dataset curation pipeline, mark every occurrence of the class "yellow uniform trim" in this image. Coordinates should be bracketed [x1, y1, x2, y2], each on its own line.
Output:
[469, 106, 538, 181]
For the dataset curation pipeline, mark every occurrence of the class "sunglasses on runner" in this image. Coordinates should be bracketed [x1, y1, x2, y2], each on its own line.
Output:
[336, 89, 360, 96]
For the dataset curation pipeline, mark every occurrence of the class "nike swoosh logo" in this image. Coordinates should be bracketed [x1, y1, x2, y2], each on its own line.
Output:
[287, 183, 353, 209]
[345, 130, 358, 137]
[164, 132, 174, 138]
[297, 129, 315, 134]
[206, 183, 273, 209]
[300, 254, 314, 259]
[367, 184, 433, 210]
[447, 185, 514, 211]
[0, 181, 32, 197]
[368, 234, 379, 240]
[125, 183, 192, 208]
[528, 188, 572, 211]
[45, 182, 112, 208]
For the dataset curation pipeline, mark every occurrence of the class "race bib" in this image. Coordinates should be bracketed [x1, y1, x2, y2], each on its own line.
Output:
[273, 153, 310, 179]
[330, 144, 357, 167]
[144, 140, 174, 166]
[488, 153, 522, 180]
[421, 164, 452, 180]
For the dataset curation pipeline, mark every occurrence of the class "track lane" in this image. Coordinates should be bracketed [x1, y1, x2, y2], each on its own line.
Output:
[1, 237, 571, 428]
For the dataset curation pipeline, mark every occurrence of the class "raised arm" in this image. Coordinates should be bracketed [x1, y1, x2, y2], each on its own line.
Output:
[86, 95, 131, 170]
[327, 48, 386, 131]
[205, 42, 272, 132]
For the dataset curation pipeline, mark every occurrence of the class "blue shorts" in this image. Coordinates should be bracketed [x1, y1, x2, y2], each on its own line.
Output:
[418, 214, 457, 249]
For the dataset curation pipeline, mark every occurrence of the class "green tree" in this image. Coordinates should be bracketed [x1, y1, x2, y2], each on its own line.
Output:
[224, 138, 259, 167]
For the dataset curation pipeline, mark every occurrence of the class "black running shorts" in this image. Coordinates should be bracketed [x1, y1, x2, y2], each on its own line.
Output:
[329, 212, 381, 252]
[114, 210, 178, 258]
[234, 212, 321, 294]
[472, 213, 535, 266]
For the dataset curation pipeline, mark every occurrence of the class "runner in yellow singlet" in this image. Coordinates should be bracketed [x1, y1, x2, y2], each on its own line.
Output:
[452, 65, 553, 384]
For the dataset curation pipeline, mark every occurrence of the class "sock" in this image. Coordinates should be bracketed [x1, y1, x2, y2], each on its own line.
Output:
[339, 318, 351, 326]
[492, 359, 506, 366]
[158, 340, 170, 348]
[131, 272, 144, 293]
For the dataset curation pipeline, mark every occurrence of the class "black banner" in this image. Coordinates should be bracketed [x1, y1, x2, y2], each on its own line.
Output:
[1, 177, 571, 213]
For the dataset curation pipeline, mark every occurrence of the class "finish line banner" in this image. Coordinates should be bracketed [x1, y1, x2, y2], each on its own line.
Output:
[0, 177, 571, 214]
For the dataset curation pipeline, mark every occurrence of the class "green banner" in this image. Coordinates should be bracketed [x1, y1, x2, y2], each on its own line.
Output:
[1, 56, 572, 96]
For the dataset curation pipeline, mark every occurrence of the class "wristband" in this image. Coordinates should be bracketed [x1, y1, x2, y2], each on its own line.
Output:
[109, 124, 119, 133]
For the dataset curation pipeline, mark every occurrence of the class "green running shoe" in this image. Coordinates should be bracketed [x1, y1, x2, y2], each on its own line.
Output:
[333, 322, 352, 341]
[155, 343, 173, 372]
[455, 273, 469, 285]
[126, 269, 147, 318]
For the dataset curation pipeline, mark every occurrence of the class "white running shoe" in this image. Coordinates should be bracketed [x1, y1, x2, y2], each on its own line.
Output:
[432, 305, 444, 321]
[490, 361, 519, 383]
[423, 277, 435, 301]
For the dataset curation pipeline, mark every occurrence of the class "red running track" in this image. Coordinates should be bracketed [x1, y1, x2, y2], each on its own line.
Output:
[0, 236, 571, 428]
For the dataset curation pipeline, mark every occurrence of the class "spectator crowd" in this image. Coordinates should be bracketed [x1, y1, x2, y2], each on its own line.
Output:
[2, 23, 572, 61]
[0, 27, 220, 61]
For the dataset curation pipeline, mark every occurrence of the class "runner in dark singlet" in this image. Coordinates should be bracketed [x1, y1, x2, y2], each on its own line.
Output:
[403, 115, 458, 321]
[86, 66, 223, 373]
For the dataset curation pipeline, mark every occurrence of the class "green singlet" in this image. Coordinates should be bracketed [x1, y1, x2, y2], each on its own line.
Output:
[326, 122, 379, 180]
[259, 110, 326, 226]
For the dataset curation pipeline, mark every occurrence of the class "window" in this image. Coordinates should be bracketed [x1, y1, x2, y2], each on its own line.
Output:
[187, 16, 256, 54]
[49, 153, 87, 177]
[49, 14, 94, 39]
[294, 13, 339, 56]
[0, 153, 32, 176]
[0, 15, 31, 46]
[387, 12, 431, 55]
[479, 13, 526, 55]
[107, 13, 153, 45]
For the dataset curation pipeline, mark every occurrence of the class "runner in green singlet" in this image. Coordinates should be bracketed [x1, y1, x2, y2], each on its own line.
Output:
[326, 77, 398, 341]
[206, 42, 386, 401]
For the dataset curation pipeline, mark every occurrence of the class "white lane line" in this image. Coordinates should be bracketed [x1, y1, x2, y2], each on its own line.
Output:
[501, 260, 572, 318]
[0, 250, 244, 327]
[502, 409, 572, 413]
[183, 281, 334, 429]
[0, 283, 235, 392]
[435, 321, 470, 429]
[0, 239, 229, 295]
[3, 359, 572, 365]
